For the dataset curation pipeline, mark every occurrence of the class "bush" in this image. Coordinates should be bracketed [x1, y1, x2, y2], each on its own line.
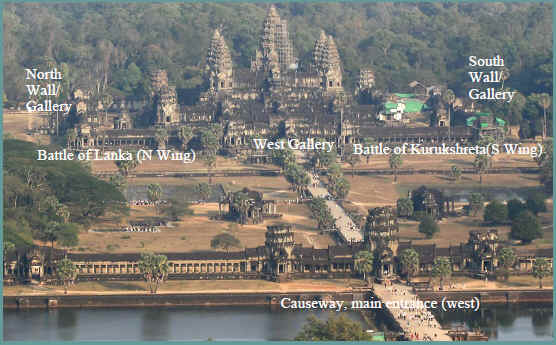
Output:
[511, 210, 542, 244]
[120, 235, 131, 240]
[483, 200, 508, 224]
[418, 216, 439, 239]
[413, 210, 427, 221]
[507, 199, 526, 221]
[526, 192, 547, 215]
[106, 244, 120, 251]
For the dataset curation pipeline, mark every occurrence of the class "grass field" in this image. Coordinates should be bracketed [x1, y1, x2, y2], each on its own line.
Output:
[92, 155, 276, 173]
[3, 279, 352, 296]
[344, 173, 543, 209]
[72, 199, 333, 254]
[3, 112, 51, 144]
[345, 151, 538, 170]
[127, 175, 298, 201]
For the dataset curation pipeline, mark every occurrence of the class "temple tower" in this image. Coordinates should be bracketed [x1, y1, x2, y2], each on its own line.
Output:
[312, 31, 343, 93]
[251, 5, 296, 75]
[265, 223, 295, 281]
[150, 69, 169, 95]
[357, 69, 375, 91]
[150, 69, 179, 126]
[154, 85, 179, 126]
[206, 29, 233, 92]
[364, 207, 399, 279]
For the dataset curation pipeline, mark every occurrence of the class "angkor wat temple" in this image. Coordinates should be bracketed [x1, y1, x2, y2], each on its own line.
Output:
[69, 5, 504, 154]
[4, 208, 552, 284]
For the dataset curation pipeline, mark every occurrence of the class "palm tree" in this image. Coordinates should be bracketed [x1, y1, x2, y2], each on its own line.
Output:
[138, 253, 169, 293]
[116, 158, 139, 177]
[400, 249, 420, 283]
[178, 126, 194, 150]
[536, 93, 551, 139]
[66, 128, 77, 149]
[442, 89, 455, 133]
[396, 198, 414, 218]
[354, 251, 374, 284]
[362, 137, 376, 164]
[497, 247, 516, 281]
[388, 153, 403, 183]
[147, 183, 162, 213]
[56, 258, 78, 294]
[532, 258, 551, 289]
[432, 257, 452, 290]
[473, 154, 489, 184]
[155, 128, 169, 149]
[500, 67, 510, 90]
[204, 154, 217, 184]
[450, 165, 462, 183]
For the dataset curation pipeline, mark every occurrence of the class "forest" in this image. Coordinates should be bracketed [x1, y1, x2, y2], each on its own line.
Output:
[3, 2, 552, 107]
[3, 139, 128, 249]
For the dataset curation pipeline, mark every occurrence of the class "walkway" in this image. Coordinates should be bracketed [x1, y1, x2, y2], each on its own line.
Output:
[373, 282, 452, 341]
[305, 164, 364, 243]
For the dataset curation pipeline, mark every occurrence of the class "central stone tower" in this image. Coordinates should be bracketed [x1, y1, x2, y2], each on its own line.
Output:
[251, 5, 296, 74]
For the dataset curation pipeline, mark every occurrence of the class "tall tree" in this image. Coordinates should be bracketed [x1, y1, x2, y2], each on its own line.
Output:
[56, 258, 78, 294]
[400, 248, 420, 283]
[432, 257, 452, 290]
[115, 158, 139, 177]
[388, 153, 403, 182]
[468, 193, 484, 216]
[418, 216, 439, 239]
[497, 247, 516, 281]
[473, 154, 489, 184]
[483, 200, 508, 224]
[147, 183, 162, 214]
[532, 258, 551, 289]
[343, 144, 361, 177]
[203, 154, 217, 185]
[177, 126, 194, 150]
[532, 93, 551, 139]
[450, 165, 462, 183]
[396, 198, 413, 218]
[138, 253, 169, 294]
[155, 128, 169, 150]
[194, 182, 211, 202]
[510, 210, 542, 244]
[442, 88, 455, 130]
[354, 250, 374, 284]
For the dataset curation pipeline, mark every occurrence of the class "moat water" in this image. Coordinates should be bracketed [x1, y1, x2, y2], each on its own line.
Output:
[4, 304, 552, 341]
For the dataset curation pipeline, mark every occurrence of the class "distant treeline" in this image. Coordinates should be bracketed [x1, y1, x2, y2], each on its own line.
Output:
[3, 3, 552, 126]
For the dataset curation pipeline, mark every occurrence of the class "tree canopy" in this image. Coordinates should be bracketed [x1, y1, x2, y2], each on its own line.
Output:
[418, 216, 439, 239]
[510, 210, 542, 244]
[483, 200, 508, 225]
[294, 314, 373, 341]
[210, 233, 241, 252]
[3, 139, 128, 248]
[4, 3, 551, 124]
[138, 252, 169, 293]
